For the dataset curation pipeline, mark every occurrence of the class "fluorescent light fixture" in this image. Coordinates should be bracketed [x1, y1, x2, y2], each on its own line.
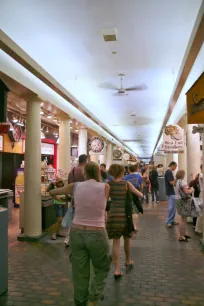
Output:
[47, 114, 52, 119]
[53, 117, 58, 122]
[45, 127, 49, 133]
[13, 118, 18, 123]
[9, 123, 14, 131]
[17, 120, 24, 127]
[75, 129, 79, 132]
[40, 109, 44, 115]
[56, 138, 59, 144]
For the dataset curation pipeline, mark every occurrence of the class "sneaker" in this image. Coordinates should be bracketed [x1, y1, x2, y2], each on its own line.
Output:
[51, 233, 57, 240]
[156, 201, 160, 203]
[64, 237, 70, 247]
[166, 223, 172, 228]
[172, 222, 179, 225]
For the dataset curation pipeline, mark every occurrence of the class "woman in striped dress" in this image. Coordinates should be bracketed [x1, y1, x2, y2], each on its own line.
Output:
[106, 164, 143, 279]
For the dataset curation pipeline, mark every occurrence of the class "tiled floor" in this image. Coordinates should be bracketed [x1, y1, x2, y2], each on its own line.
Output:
[1, 202, 204, 306]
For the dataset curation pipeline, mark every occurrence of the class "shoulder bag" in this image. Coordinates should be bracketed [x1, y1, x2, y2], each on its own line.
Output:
[125, 183, 135, 234]
[61, 183, 78, 228]
[178, 180, 191, 200]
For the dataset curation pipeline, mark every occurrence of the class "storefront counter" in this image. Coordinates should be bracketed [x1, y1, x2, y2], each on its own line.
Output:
[0, 207, 8, 295]
[158, 177, 168, 201]
[42, 197, 56, 230]
[0, 189, 14, 221]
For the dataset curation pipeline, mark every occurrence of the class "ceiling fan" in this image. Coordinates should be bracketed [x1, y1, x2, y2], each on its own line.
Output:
[99, 74, 147, 96]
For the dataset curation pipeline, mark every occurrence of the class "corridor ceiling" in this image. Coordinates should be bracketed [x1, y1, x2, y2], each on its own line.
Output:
[0, 0, 203, 157]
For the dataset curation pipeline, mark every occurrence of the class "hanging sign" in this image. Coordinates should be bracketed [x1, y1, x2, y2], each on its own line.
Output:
[0, 135, 3, 151]
[41, 143, 54, 155]
[186, 72, 204, 124]
[123, 153, 130, 161]
[163, 125, 184, 153]
[23, 141, 54, 155]
[89, 136, 104, 155]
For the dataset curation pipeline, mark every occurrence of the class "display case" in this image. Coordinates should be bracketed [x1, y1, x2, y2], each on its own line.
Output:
[41, 164, 56, 199]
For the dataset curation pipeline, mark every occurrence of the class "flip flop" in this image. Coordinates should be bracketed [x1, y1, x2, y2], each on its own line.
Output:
[179, 237, 189, 242]
[114, 273, 123, 280]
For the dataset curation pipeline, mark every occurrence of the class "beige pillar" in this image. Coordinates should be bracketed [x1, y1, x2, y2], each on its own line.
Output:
[178, 115, 187, 174]
[78, 128, 88, 156]
[106, 143, 113, 169]
[99, 142, 107, 165]
[24, 97, 42, 237]
[58, 116, 70, 175]
[166, 153, 174, 169]
[187, 124, 200, 183]
[90, 154, 99, 164]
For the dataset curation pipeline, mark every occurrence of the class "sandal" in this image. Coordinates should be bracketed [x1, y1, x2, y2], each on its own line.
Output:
[56, 233, 66, 237]
[125, 260, 134, 268]
[179, 237, 189, 242]
[185, 235, 191, 239]
[114, 273, 123, 280]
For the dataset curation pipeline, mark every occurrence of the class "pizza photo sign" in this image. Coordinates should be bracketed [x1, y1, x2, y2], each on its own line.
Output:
[89, 136, 104, 154]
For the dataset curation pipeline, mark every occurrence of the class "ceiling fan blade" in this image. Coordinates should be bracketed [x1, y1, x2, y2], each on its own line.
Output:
[126, 85, 148, 91]
[98, 82, 119, 90]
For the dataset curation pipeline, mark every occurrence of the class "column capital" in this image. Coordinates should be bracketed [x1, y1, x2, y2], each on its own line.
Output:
[59, 113, 71, 121]
[22, 93, 42, 103]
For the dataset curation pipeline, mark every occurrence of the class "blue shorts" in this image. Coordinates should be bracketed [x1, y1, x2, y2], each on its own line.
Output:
[54, 204, 67, 218]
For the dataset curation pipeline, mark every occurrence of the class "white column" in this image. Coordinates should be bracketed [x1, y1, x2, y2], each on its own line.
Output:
[106, 143, 113, 169]
[58, 116, 71, 175]
[187, 124, 201, 183]
[24, 97, 41, 237]
[99, 142, 107, 165]
[166, 153, 174, 169]
[90, 154, 99, 163]
[178, 115, 187, 174]
[202, 132, 204, 240]
[78, 128, 88, 156]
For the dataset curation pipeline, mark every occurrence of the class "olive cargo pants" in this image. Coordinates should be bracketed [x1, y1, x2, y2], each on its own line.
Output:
[70, 228, 111, 306]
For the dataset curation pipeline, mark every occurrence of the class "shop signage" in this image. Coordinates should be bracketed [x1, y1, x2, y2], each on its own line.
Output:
[163, 124, 184, 153]
[41, 143, 54, 155]
[0, 135, 3, 151]
[89, 136, 104, 154]
[123, 153, 130, 161]
[113, 149, 122, 160]
[186, 72, 204, 124]
[23, 141, 54, 155]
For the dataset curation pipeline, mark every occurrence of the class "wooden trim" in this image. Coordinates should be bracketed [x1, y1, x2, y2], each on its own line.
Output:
[153, 3, 204, 153]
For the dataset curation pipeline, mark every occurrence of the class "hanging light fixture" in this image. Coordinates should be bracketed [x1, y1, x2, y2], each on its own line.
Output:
[41, 131, 45, 139]
[45, 126, 49, 133]
[9, 122, 14, 131]
[47, 114, 52, 119]
[17, 118, 24, 127]
[40, 108, 44, 115]
[53, 116, 58, 122]
[56, 138, 59, 144]
[12, 115, 18, 123]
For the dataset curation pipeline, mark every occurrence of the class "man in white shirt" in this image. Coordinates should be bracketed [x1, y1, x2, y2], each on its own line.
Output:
[195, 165, 204, 235]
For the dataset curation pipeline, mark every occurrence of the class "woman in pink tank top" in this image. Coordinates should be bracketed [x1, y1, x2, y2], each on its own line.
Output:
[50, 162, 111, 306]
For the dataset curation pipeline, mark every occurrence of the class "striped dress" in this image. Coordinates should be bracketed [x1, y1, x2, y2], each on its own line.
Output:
[106, 180, 129, 239]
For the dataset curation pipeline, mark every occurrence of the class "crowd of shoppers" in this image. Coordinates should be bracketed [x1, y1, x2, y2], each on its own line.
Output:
[48, 155, 203, 305]
[165, 161, 203, 242]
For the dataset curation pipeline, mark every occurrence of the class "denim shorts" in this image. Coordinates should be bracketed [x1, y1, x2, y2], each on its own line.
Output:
[54, 204, 67, 218]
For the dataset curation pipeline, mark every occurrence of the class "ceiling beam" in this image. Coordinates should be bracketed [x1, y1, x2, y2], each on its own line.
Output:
[153, 2, 204, 154]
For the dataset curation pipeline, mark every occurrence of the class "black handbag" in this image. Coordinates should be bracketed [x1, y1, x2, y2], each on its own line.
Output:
[125, 183, 135, 234]
[132, 193, 143, 214]
[179, 180, 191, 200]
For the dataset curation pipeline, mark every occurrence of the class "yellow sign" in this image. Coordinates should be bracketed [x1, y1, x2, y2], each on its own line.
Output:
[186, 72, 204, 124]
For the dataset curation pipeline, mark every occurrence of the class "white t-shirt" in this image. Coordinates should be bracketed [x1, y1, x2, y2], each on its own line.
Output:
[175, 179, 185, 200]
[199, 173, 203, 192]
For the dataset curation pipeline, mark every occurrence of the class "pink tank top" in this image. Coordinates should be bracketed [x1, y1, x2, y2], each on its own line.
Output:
[73, 179, 106, 227]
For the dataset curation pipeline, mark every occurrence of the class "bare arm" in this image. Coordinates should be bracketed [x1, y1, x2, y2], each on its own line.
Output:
[105, 183, 110, 200]
[183, 185, 193, 195]
[49, 183, 75, 197]
[128, 182, 143, 198]
[169, 180, 175, 186]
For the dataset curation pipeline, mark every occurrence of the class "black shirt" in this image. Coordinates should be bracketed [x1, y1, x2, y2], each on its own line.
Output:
[165, 169, 175, 196]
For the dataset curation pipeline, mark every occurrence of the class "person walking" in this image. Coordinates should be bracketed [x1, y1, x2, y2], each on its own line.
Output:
[165, 161, 178, 228]
[64, 154, 88, 246]
[106, 164, 143, 279]
[175, 170, 194, 241]
[124, 165, 143, 231]
[141, 168, 150, 204]
[46, 179, 67, 240]
[195, 165, 204, 235]
[50, 162, 111, 306]
[149, 166, 159, 203]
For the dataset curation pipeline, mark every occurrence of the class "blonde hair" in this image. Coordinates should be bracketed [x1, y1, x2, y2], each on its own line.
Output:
[176, 170, 185, 180]
[84, 162, 101, 182]
[108, 164, 125, 179]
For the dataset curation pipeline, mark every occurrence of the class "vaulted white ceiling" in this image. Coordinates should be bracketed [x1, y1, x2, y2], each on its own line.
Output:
[0, 0, 202, 157]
